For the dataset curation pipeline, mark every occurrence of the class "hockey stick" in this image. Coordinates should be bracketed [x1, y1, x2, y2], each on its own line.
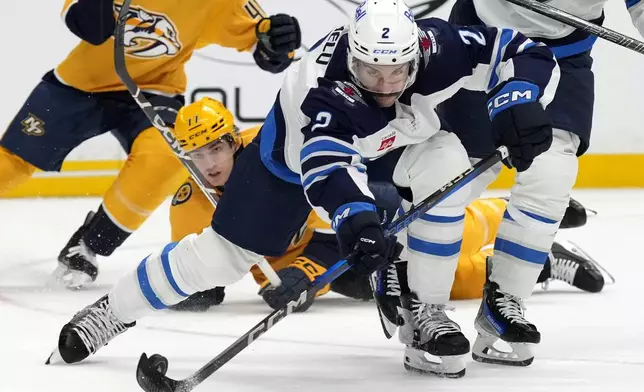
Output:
[506, 0, 644, 54]
[134, 146, 510, 392]
[113, 0, 281, 287]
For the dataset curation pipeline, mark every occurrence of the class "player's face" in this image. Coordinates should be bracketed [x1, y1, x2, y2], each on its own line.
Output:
[355, 62, 410, 107]
[188, 140, 237, 187]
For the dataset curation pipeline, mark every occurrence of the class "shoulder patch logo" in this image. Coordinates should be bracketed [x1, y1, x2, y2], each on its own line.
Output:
[172, 182, 192, 206]
[21, 113, 45, 136]
[114, 4, 182, 58]
[332, 81, 365, 106]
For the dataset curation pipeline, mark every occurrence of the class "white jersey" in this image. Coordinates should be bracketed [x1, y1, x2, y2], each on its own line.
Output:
[258, 18, 559, 224]
[471, 0, 644, 54]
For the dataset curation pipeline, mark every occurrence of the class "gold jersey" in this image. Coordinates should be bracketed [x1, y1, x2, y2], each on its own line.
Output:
[57, 0, 265, 94]
[168, 125, 331, 283]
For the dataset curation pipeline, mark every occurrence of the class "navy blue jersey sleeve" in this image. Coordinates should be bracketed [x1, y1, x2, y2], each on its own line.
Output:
[417, 18, 559, 118]
[299, 79, 388, 230]
[62, 0, 115, 45]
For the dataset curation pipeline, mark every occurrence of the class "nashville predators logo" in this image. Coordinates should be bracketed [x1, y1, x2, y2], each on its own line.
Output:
[21, 113, 45, 136]
[114, 4, 182, 58]
[172, 182, 192, 206]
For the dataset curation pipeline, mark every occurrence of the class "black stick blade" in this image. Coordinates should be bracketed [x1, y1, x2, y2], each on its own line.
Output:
[137, 353, 177, 392]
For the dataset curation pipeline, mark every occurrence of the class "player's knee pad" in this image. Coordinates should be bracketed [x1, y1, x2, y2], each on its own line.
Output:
[103, 127, 188, 231]
[0, 146, 37, 195]
[393, 132, 471, 304]
[136, 226, 263, 310]
[393, 131, 471, 214]
[466, 160, 503, 204]
[508, 128, 580, 232]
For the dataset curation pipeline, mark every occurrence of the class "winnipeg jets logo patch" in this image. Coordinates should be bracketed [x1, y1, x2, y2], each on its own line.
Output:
[418, 28, 438, 67]
[114, 4, 182, 58]
[332, 81, 365, 106]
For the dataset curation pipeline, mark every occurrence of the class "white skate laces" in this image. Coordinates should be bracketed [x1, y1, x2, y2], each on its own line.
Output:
[66, 239, 97, 264]
[385, 264, 401, 296]
[494, 291, 529, 326]
[411, 299, 460, 339]
[72, 299, 129, 354]
[549, 255, 579, 285]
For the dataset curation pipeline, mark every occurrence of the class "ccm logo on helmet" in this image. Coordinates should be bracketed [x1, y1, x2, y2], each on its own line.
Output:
[189, 129, 208, 139]
[373, 49, 398, 54]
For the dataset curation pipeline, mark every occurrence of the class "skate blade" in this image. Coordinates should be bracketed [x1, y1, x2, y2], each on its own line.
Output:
[472, 330, 535, 367]
[404, 347, 467, 378]
[45, 346, 63, 365]
[50, 265, 93, 290]
[375, 303, 399, 339]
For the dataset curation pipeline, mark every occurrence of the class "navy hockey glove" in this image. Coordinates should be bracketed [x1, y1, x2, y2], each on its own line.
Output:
[335, 208, 403, 276]
[488, 79, 553, 172]
[254, 14, 301, 73]
[259, 257, 330, 312]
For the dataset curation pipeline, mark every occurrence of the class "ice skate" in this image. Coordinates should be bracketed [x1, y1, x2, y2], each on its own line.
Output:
[539, 240, 613, 292]
[52, 211, 98, 289]
[46, 294, 134, 364]
[399, 293, 470, 378]
[472, 280, 539, 366]
[370, 261, 408, 338]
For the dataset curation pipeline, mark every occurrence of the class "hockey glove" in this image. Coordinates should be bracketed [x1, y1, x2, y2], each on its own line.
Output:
[488, 79, 553, 172]
[169, 287, 225, 312]
[259, 257, 330, 312]
[254, 14, 301, 73]
[336, 209, 403, 276]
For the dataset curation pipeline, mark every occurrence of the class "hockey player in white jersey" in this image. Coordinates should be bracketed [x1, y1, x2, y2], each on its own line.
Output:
[48, 0, 559, 378]
[440, 0, 644, 368]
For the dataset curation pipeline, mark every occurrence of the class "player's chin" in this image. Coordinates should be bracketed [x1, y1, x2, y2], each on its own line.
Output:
[375, 96, 397, 108]
[207, 172, 225, 187]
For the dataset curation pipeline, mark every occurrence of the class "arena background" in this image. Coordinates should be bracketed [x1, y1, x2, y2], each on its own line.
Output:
[1, 0, 642, 197]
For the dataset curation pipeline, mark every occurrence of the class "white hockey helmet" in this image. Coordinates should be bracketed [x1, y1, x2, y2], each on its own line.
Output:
[347, 0, 419, 99]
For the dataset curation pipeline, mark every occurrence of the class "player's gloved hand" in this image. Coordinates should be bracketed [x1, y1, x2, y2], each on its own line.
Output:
[169, 287, 225, 312]
[335, 208, 403, 276]
[487, 79, 553, 172]
[259, 257, 330, 312]
[254, 14, 301, 73]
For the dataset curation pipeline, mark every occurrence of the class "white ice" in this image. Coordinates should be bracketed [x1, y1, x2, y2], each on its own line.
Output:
[1, 190, 643, 392]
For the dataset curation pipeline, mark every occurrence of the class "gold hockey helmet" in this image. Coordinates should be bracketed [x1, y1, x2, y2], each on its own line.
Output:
[174, 97, 241, 153]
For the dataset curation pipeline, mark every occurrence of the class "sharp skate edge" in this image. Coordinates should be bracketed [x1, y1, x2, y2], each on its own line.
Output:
[403, 346, 467, 378]
[45, 347, 63, 365]
[51, 264, 93, 290]
[471, 324, 535, 367]
[566, 240, 616, 285]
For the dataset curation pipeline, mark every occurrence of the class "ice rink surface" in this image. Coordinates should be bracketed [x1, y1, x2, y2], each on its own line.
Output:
[1, 190, 643, 392]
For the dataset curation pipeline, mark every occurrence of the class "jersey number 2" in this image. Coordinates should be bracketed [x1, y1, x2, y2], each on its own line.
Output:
[311, 112, 332, 131]
[381, 27, 390, 39]
[459, 29, 486, 46]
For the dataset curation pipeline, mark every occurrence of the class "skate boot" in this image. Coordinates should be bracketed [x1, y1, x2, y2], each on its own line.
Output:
[538, 240, 609, 293]
[46, 294, 134, 364]
[170, 287, 226, 312]
[370, 260, 408, 338]
[472, 280, 540, 366]
[399, 293, 470, 378]
[53, 211, 99, 289]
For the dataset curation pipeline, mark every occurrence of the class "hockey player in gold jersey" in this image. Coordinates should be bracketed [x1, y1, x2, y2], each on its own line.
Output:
[0, 0, 301, 288]
[165, 98, 607, 312]
[166, 97, 373, 312]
